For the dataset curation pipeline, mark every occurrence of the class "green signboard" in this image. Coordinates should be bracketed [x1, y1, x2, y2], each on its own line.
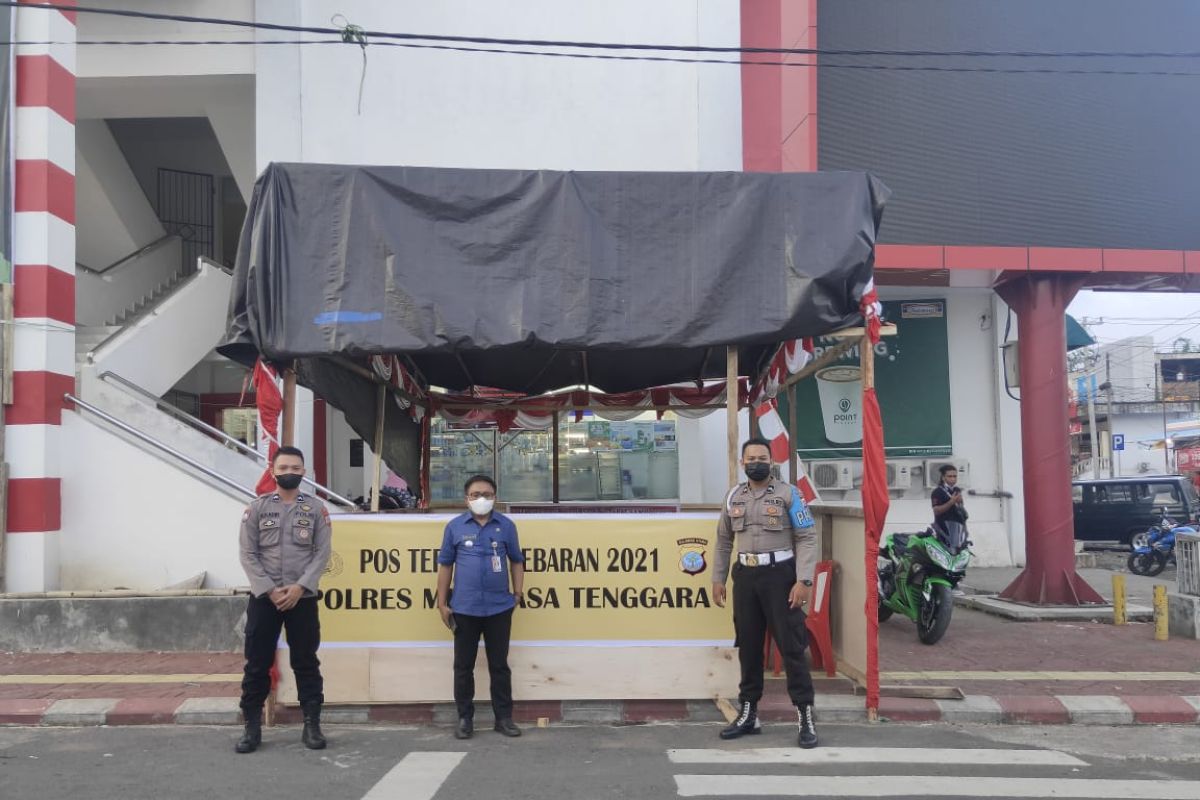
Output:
[781, 299, 952, 460]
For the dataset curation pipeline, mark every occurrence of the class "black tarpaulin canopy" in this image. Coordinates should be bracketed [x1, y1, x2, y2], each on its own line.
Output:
[218, 163, 889, 486]
[219, 163, 888, 392]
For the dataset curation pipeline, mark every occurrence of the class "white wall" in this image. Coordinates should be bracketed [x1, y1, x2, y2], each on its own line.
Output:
[327, 407, 365, 502]
[858, 290, 1015, 566]
[75, 0, 255, 79]
[75, 119, 165, 269]
[677, 408, 751, 505]
[59, 410, 251, 590]
[256, 0, 743, 172]
[1110, 412, 1174, 475]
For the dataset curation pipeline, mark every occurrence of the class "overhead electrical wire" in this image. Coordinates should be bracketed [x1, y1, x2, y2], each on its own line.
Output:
[5, 1, 1200, 76]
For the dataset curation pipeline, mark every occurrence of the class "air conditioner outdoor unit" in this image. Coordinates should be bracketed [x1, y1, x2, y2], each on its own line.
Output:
[886, 461, 913, 490]
[809, 460, 854, 491]
[924, 459, 970, 489]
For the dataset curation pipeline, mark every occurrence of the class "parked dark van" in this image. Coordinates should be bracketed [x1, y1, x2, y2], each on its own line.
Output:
[1072, 475, 1200, 544]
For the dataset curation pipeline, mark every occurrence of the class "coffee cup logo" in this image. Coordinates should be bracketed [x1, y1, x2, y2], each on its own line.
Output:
[816, 366, 863, 445]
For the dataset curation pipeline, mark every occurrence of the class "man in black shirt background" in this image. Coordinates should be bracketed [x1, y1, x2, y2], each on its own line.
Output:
[931, 464, 967, 529]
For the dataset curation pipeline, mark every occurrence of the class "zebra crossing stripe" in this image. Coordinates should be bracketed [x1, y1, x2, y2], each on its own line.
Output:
[673, 774, 1200, 798]
[668, 747, 1087, 766]
[360, 752, 466, 800]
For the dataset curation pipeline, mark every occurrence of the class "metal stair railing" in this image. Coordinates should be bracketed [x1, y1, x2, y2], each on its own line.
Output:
[95, 371, 357, 509]
[67, 392, 257, 502]
[74, 233, 180, 277]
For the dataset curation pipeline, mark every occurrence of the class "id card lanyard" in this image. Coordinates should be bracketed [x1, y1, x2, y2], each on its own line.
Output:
[491, 540, 503, 573]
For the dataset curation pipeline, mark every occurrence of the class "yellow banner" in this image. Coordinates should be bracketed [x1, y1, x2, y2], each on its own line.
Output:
[320, 515, 732, 644]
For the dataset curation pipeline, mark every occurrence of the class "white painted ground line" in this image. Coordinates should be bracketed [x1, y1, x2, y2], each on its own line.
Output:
[673, 775, 1200, 798]
[361, 752, 466, 800]
[667, 747, 1087, 766]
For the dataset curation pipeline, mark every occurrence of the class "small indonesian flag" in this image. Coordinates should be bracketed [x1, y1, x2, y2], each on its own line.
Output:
[754, 398, 819, 503]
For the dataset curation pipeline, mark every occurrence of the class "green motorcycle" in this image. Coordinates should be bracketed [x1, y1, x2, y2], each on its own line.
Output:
[877, 520, 970, 645]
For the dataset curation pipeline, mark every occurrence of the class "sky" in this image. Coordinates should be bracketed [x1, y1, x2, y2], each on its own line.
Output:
[1067, 290, 1200, 350]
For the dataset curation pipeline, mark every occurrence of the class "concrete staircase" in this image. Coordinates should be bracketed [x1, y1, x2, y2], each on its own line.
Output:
[108, 270, 190, 327]
[74, 325, 121, 370]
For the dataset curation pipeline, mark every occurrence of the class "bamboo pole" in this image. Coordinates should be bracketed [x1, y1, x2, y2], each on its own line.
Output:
[727, 346, 739, 487]
[787, 383, 798, 483]
[552, 411, 561, 503]
[861, 336, 876, 390]
[281, 364, 298, 446]
[370, 383, 387, 512]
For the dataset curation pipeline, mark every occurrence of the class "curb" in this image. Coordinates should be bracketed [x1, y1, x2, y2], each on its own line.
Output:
[2, 695, 1199, 727]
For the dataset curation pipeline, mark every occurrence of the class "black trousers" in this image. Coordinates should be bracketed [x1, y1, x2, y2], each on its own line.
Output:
[732, 560, 815, 707]
[452, 608, 514, 721]
[240, 594, 324, 713]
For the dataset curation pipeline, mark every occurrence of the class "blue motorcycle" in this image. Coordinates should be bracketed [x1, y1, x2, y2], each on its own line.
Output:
[1127, 510, 1196, 576]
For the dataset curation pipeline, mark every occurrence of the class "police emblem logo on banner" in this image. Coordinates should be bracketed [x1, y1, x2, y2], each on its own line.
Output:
[676, 537, 708, 576]
[323, 550, 345, 578]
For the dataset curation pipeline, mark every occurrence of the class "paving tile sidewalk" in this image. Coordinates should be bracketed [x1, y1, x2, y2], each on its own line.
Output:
[2, 566, 1195, 727]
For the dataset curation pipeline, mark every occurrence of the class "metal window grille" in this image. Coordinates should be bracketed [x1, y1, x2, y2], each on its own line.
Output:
[157, 168, 214, 274]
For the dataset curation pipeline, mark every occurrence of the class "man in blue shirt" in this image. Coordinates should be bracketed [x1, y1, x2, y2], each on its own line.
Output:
[436, 474, 525, 740]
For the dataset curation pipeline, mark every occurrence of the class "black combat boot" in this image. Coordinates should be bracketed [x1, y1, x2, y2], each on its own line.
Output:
[235, 708, 262, 754]
[719, 701, 761, 740]
[301, 702, 327, 750]
[797, 703, 818, 749]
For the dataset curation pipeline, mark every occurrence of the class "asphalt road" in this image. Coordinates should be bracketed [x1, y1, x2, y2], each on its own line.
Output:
[3, 722, 1200, 799]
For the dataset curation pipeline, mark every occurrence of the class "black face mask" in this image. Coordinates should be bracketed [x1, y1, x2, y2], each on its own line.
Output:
[275, 473, 303, 491]
[744, 462, 772, 482]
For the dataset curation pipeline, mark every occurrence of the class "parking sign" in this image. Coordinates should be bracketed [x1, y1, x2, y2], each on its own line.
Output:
[1112, 434, 1125, 451]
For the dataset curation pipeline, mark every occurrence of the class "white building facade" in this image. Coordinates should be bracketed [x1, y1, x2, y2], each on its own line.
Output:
[4, 0, 1031, 592]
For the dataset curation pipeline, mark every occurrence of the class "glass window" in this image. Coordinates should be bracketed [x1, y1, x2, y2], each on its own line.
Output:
[498, 430, 553, 502]
[429, 421, 495, 503]
[1092, 484, 1133, 503]
[1072, 484, 1083, 504]
[557, 414, 679, 501]
[428, 413, 681, 504]
[1145, 483, 1181, 506]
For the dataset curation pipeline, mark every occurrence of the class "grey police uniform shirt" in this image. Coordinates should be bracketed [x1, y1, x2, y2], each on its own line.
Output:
[239, 493, 332, 599]
[713, 478, 818, 584]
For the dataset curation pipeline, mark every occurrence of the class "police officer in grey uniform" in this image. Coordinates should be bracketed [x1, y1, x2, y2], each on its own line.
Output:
[713, 437, 819, 748]
[235, 445, 332, 754]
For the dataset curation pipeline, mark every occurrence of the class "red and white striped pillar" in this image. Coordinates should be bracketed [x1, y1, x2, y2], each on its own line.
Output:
[5, 1, 76, 591]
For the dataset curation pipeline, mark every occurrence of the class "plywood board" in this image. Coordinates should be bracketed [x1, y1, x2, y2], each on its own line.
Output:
[278, 645, 739, 704]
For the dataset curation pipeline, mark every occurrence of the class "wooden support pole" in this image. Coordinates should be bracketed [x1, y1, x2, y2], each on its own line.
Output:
[370, 383, 386, 512]
[727, 346, 739, 488]
[552, 411, 561, 504]
[281, 365, 298, 446]
[787, 383, 798, 484]
[860, 336, 875, 390]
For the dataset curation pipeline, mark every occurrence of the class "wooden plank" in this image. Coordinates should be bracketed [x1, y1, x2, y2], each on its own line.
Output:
[727, 346, 738, 487]
[781, 339, 857, 390]
[827, 323, 897, 339]
[786, 383, 798, 482]
[281, 365, 297, 446]
[861, 335, 876, 389]
[276, 646, 372, 704]
[1, 284, 12, 404]
[279, 646, 740, 704]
